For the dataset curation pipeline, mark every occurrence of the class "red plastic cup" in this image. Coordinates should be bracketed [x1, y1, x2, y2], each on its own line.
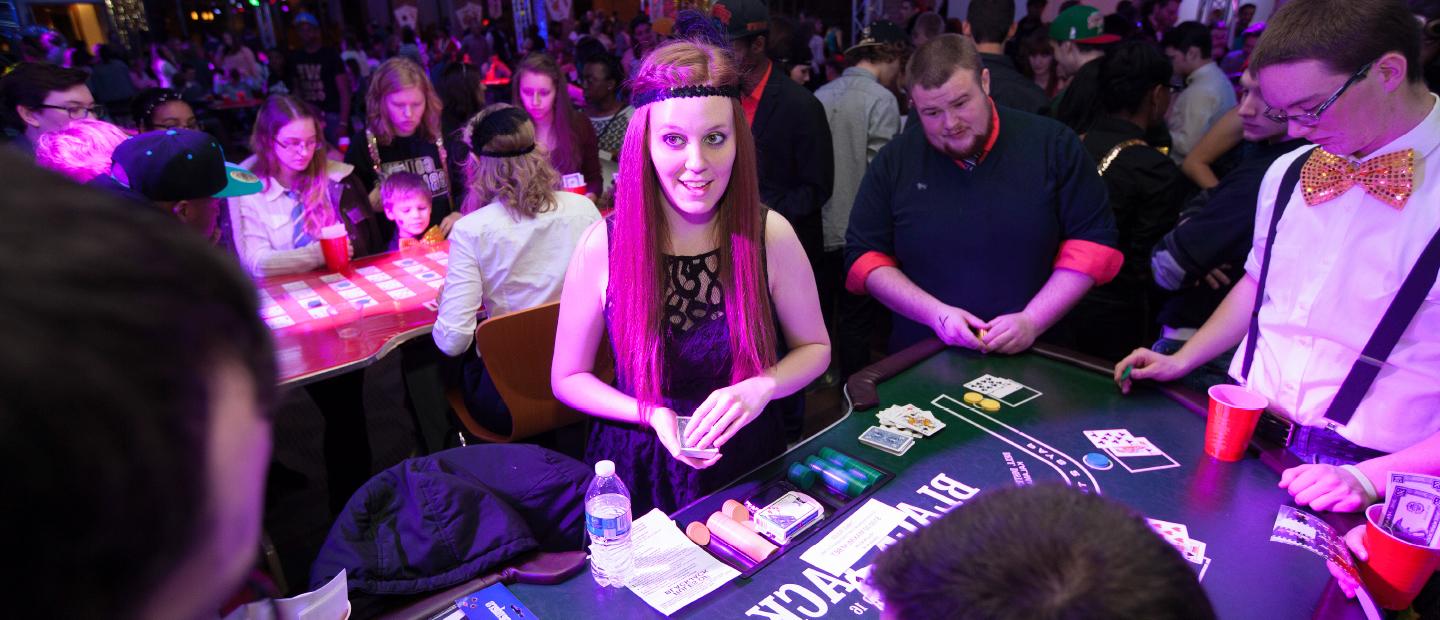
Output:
[1204, 384, 1267, 461]
[561, 172, 587, 195]
[1360, 503, 1440, 610]
[319, 224, 350, 272]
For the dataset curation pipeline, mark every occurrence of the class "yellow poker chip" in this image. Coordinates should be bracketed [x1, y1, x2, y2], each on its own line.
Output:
[963, 392, 984, 404]
[979, 398, 1002, 412]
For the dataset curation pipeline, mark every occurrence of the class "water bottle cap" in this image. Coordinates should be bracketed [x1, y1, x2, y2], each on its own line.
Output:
[594, 460, 615, 477]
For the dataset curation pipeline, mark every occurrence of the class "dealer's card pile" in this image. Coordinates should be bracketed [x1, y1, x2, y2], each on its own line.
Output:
[876, 403, 945, 437]
[859, 426, 914, 456]
[1083, 428, 1180, 473]
[1381, 472, 1440, 546]
[1147, 518, 1209, 567]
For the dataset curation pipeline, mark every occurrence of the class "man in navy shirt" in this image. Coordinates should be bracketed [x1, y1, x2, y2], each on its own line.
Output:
[846, 34, 1122, 354]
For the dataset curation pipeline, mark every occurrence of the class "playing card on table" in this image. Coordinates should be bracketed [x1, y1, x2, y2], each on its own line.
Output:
[1180, 538, 1207, 564]
[1083, 429, 1136, 449]
[1108, 437, 1163, 457]
[1146, 518, 1189, 546]
[859, 425, 914, 456]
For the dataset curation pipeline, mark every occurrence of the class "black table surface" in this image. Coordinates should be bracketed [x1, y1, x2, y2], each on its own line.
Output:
[508, 340, 1366, 619]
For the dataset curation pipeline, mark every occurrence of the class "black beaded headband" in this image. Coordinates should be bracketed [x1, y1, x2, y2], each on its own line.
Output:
[468, 107, 537, 158]
[630, 85, 741, 108]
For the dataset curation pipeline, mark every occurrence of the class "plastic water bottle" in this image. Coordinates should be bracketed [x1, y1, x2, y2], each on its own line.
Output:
[585, 460, 634, 587]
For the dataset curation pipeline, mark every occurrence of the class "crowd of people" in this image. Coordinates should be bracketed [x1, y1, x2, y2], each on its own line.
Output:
[3, 0, 1440, 616]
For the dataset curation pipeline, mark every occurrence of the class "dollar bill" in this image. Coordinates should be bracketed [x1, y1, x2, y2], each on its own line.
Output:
[1382, 473, 1440, 547]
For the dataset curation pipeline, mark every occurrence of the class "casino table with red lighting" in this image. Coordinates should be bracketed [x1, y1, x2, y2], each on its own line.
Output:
[507, 339, 1368, 619]
[258, 243, 449, 385]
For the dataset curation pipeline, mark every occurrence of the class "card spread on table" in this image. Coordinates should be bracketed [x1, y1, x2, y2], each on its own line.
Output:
[963, 374, 1043, 406]
[1147, 517, 1209, 568]
[1083, 429, 1135, 449]
[877, 404, 944, 437]
[859, 425, 914, 456]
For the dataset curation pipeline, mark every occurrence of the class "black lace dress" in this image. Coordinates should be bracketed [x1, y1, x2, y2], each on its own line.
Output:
[586, 245, 795, 515]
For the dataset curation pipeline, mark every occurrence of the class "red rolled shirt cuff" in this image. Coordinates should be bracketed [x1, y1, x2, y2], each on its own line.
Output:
[1054, 239, 1123, 285]
[846, 251, 899, 295]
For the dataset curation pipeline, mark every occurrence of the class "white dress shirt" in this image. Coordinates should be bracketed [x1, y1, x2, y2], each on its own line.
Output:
[1167, 62, 1237, 162]
[432, 191, 601, 357]
[1233, 94, 1440, 453]
[229, 158, 357, 277]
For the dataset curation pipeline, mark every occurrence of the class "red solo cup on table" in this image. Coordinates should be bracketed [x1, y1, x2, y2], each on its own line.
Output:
[1204, 384, 1267, 461]
[319, 224, 350, 273]
[561, 172, 587, 195]
[1359, 503, 1440, 610]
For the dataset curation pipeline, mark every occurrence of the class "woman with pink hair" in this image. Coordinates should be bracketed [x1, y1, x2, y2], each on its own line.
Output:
[551, 38, 830, 514]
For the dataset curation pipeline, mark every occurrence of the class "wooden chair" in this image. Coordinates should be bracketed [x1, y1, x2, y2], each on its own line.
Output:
[447, 301, 614, 443]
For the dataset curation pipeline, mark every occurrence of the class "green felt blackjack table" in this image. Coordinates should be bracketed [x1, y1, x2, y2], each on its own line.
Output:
[507, 339, 1366, 619]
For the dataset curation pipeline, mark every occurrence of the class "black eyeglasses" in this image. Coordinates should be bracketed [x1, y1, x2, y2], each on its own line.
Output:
[1262, 61, 1373, 126]
[35, 103, 106, 120]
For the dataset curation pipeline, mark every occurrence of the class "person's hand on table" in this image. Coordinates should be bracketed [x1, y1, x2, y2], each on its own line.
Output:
[1326, 524, 1368, 598]
[930, 305, 987, 351]
[981, 311, 1038, 355]
[438, 212, 464, 237]
[685, 376, 776, 451]
[1113, 348, 1191, 393]
[1280, 464, 1370, 513]
[651, 407, 721, 469]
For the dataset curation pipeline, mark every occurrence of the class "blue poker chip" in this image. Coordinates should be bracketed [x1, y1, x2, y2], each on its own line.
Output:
[1083, 452, 1113, 470]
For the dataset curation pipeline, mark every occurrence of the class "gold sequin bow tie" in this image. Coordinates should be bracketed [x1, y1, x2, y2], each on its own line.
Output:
[1301, 147, 1416, 209]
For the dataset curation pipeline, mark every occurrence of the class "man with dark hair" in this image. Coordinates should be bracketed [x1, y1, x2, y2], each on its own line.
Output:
[1140, 0, 1183, 43]
[911, 11, 946, 48]
[965, 0, 1048, 114]
[1049, 5, 1121, 134]
[1164, 22, 1238, 162]
[0, 61, 96, 154]
[847, 34, 1121, 355]
[288, 12, 353, 146]
[1120, 0, 1440, 515]
[714, 0, 834, 440]
[816, 21, 907, 377]
[89, 128, 262, 244]
[1230, 3, 1258, 50]
[1220, 22, 1265, 77]
[1063, 42, 1194, 361]
[1149, 68, 1307, 389]
[870, 485, 1216, 620]
[0, 149, 277, 619]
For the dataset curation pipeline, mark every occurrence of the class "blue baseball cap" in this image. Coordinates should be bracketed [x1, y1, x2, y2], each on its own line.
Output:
[110, 129, 261, 202]
[294, 12, 320, 28]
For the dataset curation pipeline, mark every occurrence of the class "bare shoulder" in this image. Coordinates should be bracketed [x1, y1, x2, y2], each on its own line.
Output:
[763, 209, 799, 247]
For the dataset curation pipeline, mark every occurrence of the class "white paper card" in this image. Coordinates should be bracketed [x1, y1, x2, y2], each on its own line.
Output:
[799, 499, 907, 577]
[626, 508, 740, 616]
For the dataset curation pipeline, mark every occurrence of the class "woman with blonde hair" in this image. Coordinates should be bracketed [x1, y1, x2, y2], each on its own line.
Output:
[551, 36, 830, 514]
[345, 57, 465, 236]
[433, 103, 601, 436]
[231, 94, 381, 277]
[513, 53, 603, 198]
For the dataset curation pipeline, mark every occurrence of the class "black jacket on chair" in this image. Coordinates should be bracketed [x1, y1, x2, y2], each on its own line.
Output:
[751, 66, 835, 261]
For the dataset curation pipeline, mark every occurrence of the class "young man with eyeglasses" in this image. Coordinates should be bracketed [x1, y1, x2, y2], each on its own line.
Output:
[0, 62, 98, 155]
[1117, 0, 1440, 517]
